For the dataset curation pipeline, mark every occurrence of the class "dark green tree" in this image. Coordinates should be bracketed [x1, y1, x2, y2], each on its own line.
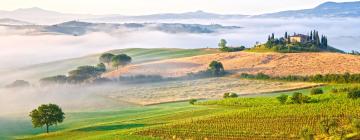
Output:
[112, 54, 132, 69]
[218, 39, 227, 48]
[291, 92, 310, 104]
[310, 88, 324, 95]
[96, 63, 106, 73]
[29, 104, 65, 133]
[276, 94, 288, 104]
[99, 53, 115, 67]
[208, 61, 225, 76]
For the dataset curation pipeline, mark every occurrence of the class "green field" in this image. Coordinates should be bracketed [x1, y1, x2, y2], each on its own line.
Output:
[0, 48, 219, 85]
[1, 84, 359, 140]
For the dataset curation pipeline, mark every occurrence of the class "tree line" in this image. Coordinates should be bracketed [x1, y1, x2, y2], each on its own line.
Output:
[240, 72, 360, 84]
[40, 53, 132, 85]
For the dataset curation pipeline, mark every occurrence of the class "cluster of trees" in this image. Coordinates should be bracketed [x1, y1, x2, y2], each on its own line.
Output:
[40, 63, 107, 84]
[99, 53, 132, 70]
[240, 72, 360, 84]
[276, 91, 325, 105]
[261, 30, 330, 52]
[218, 39, 246, 52]
[40, 53, 132, 85]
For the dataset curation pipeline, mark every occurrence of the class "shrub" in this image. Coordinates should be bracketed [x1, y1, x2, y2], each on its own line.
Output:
[276, 94, 288, 104]
[223, 93, 238, 99]
[189, 99, 197, 105]
[348, 89, 360, 99]
[291, 92, 311, 104]
[310, 88, 324, 95]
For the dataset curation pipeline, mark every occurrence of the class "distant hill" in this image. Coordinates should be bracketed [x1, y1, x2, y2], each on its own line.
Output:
[0, 7, 100, 24]
[1, 2, 360, 24]
[0, 48, 219, 86]
[256, 1, 360, 18]
[93, 10, 248, 22]
[1, 21, 241, 35]
[0, 18, 32, 25]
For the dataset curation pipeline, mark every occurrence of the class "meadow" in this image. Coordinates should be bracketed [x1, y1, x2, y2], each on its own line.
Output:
[2, 84, 358, 140]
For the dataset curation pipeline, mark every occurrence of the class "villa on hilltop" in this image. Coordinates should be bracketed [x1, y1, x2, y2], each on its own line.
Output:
[289, 34, 309, 43]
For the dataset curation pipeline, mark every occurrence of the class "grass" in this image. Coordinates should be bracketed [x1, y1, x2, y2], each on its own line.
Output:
[7, 102, 226, 140]
[101, 77, 319, 105]
[0, 48, 219, 85]
[2, 84, 358, 140]
[136, 85, 360, 139]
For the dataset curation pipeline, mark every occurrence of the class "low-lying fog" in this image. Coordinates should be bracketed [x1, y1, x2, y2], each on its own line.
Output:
[0, 18, 359, 71]
[1, 18, 360, 116]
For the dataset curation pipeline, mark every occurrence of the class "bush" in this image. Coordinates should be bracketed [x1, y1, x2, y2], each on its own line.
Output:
[348, 89, 360, 99]
[276, 94, 288, 104]
[291, 92, 311, 104]
[189, 99, 197, 105]
[223, 93, 238, 99]
[310, 88, 324, 95]
[352, 119, 360, 133]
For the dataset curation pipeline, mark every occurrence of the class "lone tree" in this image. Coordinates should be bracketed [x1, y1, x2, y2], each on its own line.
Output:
[99, 53, 115, 68]
[218, 39, 227, 48]
[112, 54, 132, 69]
[29, 104, 65, 133]
[208, 61, 225, 76]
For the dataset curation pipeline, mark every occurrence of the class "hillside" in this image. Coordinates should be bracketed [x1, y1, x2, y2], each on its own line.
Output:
[0, 48, 219, 86]
[256, 1, 360, 18]
[105, 51, 360, 78]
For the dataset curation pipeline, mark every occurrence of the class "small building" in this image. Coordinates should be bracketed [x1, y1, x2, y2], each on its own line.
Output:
[289, 34, 309, 43]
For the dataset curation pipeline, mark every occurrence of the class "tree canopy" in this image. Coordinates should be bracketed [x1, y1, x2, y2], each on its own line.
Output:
[99, 53, 115, 65]
[29, 104, 65, 133]
[208, 61, 225, 76]
[112, 54, 132, 69]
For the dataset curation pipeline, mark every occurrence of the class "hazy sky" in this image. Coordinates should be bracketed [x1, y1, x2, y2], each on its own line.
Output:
[0, 0, 356, 15]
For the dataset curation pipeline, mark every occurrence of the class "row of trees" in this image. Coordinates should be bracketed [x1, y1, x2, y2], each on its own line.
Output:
[263, 30, 330, 52]
[240, 72, 360, 84]
[40, 53, 132, 85]
[218, 39, 245, 52]
[99, 53, 132, 70]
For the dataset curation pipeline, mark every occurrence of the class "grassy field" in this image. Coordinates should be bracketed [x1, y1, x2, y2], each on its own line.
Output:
[105, 51, 360, 78]
[2, 84, 359, 140]
[0, 48, 219, 85]
[103, 77, 319, 105]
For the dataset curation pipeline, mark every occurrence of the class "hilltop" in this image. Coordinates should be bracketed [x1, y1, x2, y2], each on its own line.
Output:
[105, 51, 360, 78]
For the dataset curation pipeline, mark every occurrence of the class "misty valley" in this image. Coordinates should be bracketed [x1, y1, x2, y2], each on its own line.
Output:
[1, 1, 360, 140]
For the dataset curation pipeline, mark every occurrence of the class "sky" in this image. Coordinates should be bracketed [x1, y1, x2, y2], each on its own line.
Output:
[0, 0, 357, 15]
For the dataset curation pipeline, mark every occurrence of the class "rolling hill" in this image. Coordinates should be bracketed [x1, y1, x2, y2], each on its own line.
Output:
[0, 48, 219, 86]
[105, 51, 360, 78]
